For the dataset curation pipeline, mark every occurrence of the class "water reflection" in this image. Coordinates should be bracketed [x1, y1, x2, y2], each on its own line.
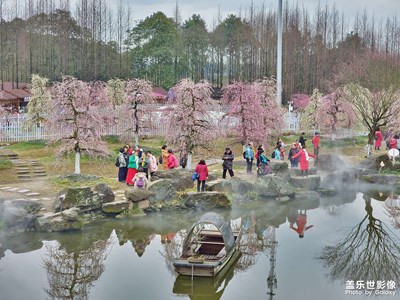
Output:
[289, 210, 313, 238]
[43, 239, 110, 299]
[319, 194, 400, 285]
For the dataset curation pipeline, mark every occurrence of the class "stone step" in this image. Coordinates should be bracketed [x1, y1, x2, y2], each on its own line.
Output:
[17, 170, 30, 174]
[19, 178, 32, 181]
[17, 174, 31, 179]
[32, 170, 46, 174]
[16, 167, 30, 171]
[33, 174, 47, 177]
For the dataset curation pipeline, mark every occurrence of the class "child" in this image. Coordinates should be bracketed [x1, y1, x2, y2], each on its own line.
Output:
[132, 168, 148, 189]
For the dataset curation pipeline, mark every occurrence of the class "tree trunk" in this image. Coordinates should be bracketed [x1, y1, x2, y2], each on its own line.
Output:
[185, 152, 193, 171]
[134, 132, 139, 148]
[74, 151, 81, 174]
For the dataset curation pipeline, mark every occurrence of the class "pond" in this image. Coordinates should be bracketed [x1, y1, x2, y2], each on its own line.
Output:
[0, 189, 399, 300]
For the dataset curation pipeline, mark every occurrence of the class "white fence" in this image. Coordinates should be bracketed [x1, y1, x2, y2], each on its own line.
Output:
[0, 106, 300, 142]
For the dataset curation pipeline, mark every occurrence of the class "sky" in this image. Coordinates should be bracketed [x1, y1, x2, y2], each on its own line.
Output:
[114, 0, 399, 29]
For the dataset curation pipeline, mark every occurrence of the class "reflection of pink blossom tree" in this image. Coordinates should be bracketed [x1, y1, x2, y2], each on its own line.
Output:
[48, 76, 112, 174]
[315, 89, 355, 137]
[164, 79, 219, 169]
[223, 80, 283, 145]
[124, 79, 153, 146]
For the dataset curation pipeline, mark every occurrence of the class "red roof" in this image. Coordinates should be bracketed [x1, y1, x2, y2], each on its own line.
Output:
[5, 89, 30, 98]
[152, 86, 167, 96]
[1, 82, 29, 90]
[0, 90, 18, 101]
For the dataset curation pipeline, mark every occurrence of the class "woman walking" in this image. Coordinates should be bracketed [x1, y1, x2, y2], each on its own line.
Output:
[195, 160, 208, 192]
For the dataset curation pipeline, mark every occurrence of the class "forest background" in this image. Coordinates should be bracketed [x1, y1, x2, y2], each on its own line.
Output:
[0, 0, 400, 103]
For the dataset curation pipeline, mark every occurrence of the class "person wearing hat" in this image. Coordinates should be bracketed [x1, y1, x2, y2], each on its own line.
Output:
[312, 132, 320, 159]
[222, 147, 234, 179]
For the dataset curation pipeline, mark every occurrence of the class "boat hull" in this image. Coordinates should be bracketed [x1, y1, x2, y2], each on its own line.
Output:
[173, 248, 241, 277]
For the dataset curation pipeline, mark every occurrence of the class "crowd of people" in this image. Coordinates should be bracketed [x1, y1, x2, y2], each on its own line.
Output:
[117, 133, 322, 190]
[374, 128, 400, 152]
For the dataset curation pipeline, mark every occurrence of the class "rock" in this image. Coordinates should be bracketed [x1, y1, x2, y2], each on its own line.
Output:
[228, 177, 255, 195]
[183, 192, 231, 209]
[151, 169, 194, 191]
[360, 174, 400, 185]
[147, 179, 177, 203]
[102, 201, 131, 214]
[269, 160, 290, 179]
[290, 176, 321, 190]
[35, 207, 83, 232]
[0, 200, 38, 230]
[205, 179, 232, 193]
[292, 167, 317, 176]
[54, 187, 101, 213]
[255, 175, 295, 198]
[5, 199, 43, 214]
[314, 154, 345, 172]
[320, 170, 357, 189]
[318, 188, 337, 197]
[169, 176, 194, 191]
[138, 199, 150, 210]
[207, 173, 218, 181]
[357, 154, 394, 175]
[94, 183, 115, 203]
[125, 189, 155, 202]
[276, 196, 291, 203]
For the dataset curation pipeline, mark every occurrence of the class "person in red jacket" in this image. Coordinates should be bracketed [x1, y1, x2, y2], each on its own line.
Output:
[290, 210, 313, 238]
[389, 136, 397, 149]
[194, 159, 209, 192]
[311, 132, 320, 159]
[292, 145, 316, 177]
[167, 149, 179, 169]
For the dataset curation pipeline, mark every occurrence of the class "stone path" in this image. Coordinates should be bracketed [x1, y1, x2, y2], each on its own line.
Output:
[0, 186, 44, 202]
[12, 159, 47, 181]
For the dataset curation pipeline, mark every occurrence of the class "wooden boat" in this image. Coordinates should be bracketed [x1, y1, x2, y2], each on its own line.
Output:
[173, 212, 242, 277]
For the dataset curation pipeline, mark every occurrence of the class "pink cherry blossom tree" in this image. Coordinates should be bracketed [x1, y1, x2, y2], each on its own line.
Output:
[164, 79, 219, 169]
[315, 89, 356, 139]
[290, 93, 310, 111]
[222, 79, 283, 145]
[48, 76, 112, 174]
[123, 79, 153, 146]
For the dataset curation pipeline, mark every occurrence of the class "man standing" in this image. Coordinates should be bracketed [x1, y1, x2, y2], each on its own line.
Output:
[299, 132, 307, 148]
[312, 132, 320, 159]
[244, 143, 254, 173]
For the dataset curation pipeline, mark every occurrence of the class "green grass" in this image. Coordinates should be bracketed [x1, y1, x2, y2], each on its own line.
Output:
[6, 140, 47, 151]
[49, 174, 118, 189]
[0, 158, 13, 170]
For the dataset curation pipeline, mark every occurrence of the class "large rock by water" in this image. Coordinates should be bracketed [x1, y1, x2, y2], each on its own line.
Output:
[35, 207, 83, 232]
[94, 183, 115, 203]
[205, 179, 232, 193]
[102, 201, 132, 214]
[147, 179, 177, 203]
[294, 191, 320, 209]
[255, 175, 295, 198]
[314, 154, 345, 172]
[360, 174, 400, 185]
[151, 169, 194, 191]
[269, 160, 290, 179]
[0, 200, 41, 230]
[54, 187, 101, 212]
[183, 192, 231, 209]
[290, 176, 321, 190]
[125, 189, 155, 202]
[320, 170, 357, 189]
[229, 177, 255, 195]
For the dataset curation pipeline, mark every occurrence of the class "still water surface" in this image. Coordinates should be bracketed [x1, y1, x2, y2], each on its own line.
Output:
[0, 190, 399, 300]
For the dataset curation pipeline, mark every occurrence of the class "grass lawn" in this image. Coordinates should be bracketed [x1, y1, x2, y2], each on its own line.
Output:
[0, 133, 371, 188]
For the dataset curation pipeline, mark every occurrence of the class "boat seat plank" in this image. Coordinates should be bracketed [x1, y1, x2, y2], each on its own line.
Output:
[195, 241, 225, 245]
